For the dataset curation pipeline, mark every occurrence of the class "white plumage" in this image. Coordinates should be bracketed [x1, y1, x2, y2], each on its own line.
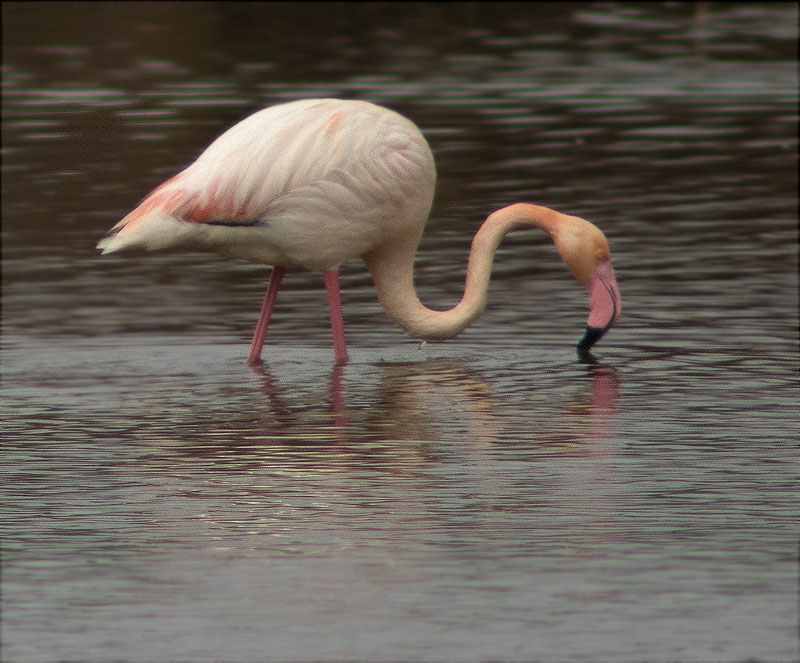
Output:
[99, 99, 436, 270]
[98, 98, 621, 364]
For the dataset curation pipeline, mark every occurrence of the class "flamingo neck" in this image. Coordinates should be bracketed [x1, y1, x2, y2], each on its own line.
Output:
[365, 203, 563, 341]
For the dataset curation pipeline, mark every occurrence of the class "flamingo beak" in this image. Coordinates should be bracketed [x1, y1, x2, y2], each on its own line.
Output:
[577, 258, 621, 352]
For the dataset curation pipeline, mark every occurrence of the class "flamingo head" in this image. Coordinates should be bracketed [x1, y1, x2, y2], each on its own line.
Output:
[552, 215, 622, 352]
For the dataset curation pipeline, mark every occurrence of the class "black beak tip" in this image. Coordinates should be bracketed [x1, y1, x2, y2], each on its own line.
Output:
[577, 326, 605, 352]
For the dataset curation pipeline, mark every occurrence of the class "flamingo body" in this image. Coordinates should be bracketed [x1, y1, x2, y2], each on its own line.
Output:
[99, 99, 435, 271]
[98, 98, 621, 363]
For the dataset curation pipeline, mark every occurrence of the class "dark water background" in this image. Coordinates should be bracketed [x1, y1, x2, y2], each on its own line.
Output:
[2, 3, 797, 661]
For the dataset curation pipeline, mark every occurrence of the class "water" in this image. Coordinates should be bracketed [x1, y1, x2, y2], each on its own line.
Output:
[2, 3, 797, 661]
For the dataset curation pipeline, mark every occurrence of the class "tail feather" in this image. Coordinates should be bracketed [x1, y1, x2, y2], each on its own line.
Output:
[97, 162, 267, 254]
[96, 225, 123, 254]
[96, 174, 195, 254]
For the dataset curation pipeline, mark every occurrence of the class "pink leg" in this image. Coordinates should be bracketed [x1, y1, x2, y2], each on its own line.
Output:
[247, 266, 285, 364]
[324, 269, 349, 364]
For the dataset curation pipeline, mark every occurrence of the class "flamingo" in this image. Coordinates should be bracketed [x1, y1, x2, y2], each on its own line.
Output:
[98, 98, 621, 364]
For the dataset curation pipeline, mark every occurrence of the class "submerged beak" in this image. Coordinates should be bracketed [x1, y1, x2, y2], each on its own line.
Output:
[577, 258, 621, 352]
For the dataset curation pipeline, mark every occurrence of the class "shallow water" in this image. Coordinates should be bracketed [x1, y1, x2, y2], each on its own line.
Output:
[2, 3, 798, 661]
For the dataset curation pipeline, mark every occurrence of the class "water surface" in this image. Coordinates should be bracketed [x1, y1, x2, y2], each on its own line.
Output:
[2, 3, 797, 661]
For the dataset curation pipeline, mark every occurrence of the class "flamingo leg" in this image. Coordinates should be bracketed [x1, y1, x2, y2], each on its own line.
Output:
[247, 266, 285, 364]
[324, 269, 349, 364]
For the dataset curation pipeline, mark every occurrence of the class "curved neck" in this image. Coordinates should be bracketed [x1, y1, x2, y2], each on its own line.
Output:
[364, 203, 564, 340]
